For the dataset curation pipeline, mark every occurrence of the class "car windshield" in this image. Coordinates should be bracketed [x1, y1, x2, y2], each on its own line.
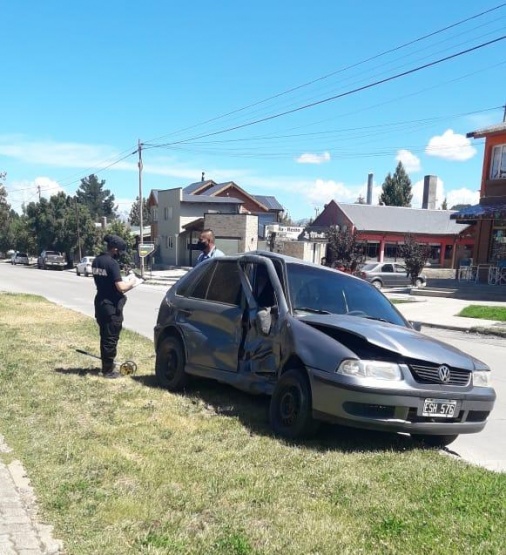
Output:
[285, 262, 407, 326]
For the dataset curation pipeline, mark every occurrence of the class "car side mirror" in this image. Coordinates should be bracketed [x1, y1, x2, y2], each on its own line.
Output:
[410, 321, 422, 332]
[256, 307, 273, 335]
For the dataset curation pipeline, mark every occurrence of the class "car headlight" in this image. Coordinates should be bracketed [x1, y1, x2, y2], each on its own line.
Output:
[472, 370, 492, 387]
[336, 359, 402, 381]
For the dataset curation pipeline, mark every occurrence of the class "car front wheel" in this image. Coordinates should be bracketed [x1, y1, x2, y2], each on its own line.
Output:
[411, 434, 458, 448]
[269, 370, 318, 439]
[414, 278, 423, 288]
[371, 280, 382, 290]
[155, 336, 188, 391]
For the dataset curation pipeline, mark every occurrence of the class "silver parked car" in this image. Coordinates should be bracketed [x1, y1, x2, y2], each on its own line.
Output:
[75, 256, 95, 276]
[10, 252, 29, 265]
[357, 262, 426, 289]
[154, 252, 495, 447]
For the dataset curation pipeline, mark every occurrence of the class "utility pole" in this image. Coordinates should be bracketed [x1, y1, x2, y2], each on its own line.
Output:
[75, 198, 82, 260]
[138, 139, 144, 278]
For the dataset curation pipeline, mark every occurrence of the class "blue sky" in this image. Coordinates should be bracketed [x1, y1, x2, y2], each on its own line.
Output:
[2, 1, 506, 221]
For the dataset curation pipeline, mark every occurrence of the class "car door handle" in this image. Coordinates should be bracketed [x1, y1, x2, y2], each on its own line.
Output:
[179, 308, 192, 316]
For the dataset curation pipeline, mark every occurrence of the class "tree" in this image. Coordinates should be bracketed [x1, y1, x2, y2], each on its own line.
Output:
[379, 161, 413, 207]
[75, 174, 117, 222]
[441, 197, 448, 210]
[399, 234, 430, 285]
[326, 227, 365, 271]
[128, 196, 150, 227]
[355, 194, 366, 204]
[0, 172, 12, 253]
[279, 210, 293, 226]
[450, 203, 471, 211]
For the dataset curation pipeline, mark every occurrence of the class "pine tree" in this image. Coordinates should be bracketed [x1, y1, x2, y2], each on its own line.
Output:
[379, 161, 413, 207]
[129, 196, 150, 226]
[75, 174, 117, 222]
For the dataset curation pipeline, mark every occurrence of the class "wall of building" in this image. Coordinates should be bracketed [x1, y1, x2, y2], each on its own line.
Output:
[270, 240, 326, 264]
[204, 213, 259, 255]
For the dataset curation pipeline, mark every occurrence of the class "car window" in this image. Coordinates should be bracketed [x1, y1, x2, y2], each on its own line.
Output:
[176, 262, 214, 298]
[361, 263, 377, 271]
[286, 263, 406, 325]
[206, 261, 243, 305]
[395, 265, 407, 273]
[382, 264, 394, 272]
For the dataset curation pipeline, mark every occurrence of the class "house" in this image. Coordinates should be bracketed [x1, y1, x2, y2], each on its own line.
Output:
[146, 178, 284, 267]
[308, 176, 474, 268]
[451, 120, 506, 268]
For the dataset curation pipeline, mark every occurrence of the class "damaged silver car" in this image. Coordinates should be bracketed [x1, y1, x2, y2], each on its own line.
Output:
[154, 252, 495, 447]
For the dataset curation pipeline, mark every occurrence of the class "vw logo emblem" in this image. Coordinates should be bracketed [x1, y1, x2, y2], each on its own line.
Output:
[438, 365, 451, 383]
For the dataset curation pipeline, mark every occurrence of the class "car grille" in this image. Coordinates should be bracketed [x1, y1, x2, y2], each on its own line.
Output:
[409, 364, 471, 386]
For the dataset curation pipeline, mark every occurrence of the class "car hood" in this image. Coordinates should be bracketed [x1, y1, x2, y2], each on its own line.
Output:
[298, 313, 476, 369]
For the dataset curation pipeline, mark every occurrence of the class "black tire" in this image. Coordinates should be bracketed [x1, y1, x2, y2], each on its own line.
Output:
[372, 280, 382, 290]
[76, 269, 81, 276]
[411, 434, 458, 448]
[155, 336, 188, 391]
[269, 370, 318, 439]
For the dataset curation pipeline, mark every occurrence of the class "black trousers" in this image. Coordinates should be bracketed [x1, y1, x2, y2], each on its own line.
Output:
[94, 298, 126, 372]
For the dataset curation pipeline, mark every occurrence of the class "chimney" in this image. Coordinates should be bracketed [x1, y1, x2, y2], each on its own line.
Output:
[201, 171, 205, 182]
[422, 175, 437, 209]
[367, 173, 373, 205]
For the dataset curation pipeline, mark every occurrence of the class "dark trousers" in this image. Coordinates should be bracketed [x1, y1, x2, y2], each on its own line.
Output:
[95, 298, 125, 372]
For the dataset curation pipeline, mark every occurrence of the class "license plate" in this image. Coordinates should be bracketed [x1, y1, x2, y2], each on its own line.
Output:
[422, 398, 457, 418]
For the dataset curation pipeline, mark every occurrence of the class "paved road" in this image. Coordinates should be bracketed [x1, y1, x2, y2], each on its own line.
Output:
[1, 262, 504, 472]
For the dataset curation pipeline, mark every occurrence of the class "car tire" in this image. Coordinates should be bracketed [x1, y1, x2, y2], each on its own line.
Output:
[411, 434, 458, 448]
[414, 278, 423, 288]
[269, 370, 319, 439]
[155, 336, 189, 391]
[372, 280, 382, 290]
[76, 269, 81, 276]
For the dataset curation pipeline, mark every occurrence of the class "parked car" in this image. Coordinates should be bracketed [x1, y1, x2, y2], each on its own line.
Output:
[76, 256, 95, 276]
[356, 262, 426, 289]
[37, 250, 66, 270]
[154, 252, 495, 446]
[10, 252, 29, 265]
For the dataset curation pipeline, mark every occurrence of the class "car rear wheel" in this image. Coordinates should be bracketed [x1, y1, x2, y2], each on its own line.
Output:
[411, 434, 458, 448]
[269, 370, 319, 439]
[76, 268, 81, 276]
[371, 280, 382, 290]
[414, 278, 423, 288]
[155, 336, 188, 391]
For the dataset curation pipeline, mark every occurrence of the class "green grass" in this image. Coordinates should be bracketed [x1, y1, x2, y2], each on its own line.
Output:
[1, 293, 505, 554]
[458, 305, 506, 321]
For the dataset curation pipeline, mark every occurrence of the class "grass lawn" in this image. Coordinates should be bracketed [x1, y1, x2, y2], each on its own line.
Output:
[1, 293, 505, 555]
[458, 305, 506, 321]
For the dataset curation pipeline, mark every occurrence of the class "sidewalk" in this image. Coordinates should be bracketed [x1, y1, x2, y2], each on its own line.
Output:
[386, 292, 506, 335]
[0, 435, 62, 554]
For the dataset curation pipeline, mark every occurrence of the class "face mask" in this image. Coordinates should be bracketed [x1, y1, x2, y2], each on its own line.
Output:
[196, 241, 208, 251]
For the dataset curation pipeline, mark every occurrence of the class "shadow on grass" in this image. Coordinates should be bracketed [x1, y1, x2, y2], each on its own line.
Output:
[133, 373, 417, 455]
[55, 366, 103, 377]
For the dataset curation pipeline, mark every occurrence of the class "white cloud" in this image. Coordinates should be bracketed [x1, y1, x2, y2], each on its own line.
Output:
[396, 149, 421, 172]
[425, 129, 477, 161]
[295, 151, 331, 164]
[446, 187, 479, 208]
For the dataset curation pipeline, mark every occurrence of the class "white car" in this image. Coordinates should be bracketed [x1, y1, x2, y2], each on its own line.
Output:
[76, 256, 95, 277]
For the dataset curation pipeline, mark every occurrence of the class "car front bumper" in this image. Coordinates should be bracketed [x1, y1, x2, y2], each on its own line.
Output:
[310, 369, 496, 436]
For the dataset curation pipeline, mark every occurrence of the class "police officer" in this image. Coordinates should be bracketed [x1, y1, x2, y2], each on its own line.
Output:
[92, 234, 136, 378]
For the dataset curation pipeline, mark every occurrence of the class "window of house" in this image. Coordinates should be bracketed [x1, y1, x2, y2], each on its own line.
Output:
[152, 207, 158, 222]
[168, 236, 173, 248]
[164, 207, 168, 220]
[490, 145, 506, 179]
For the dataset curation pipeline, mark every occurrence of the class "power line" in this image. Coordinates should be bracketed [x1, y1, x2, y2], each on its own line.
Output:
[146, 35, 506, 149]
[145, 2, 506, 145]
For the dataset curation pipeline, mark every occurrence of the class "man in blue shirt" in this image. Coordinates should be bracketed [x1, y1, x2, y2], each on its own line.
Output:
[196, 229, 225, 265]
